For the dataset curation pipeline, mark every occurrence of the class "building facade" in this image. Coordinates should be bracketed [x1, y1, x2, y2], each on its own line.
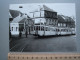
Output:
[30, 5, 58, 27]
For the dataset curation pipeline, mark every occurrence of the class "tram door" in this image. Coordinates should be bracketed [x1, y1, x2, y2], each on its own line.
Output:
[35, 26, 38, 35]
[56, 28, 58, 35]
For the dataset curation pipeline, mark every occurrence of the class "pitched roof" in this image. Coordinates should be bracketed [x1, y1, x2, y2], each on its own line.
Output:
[31, 5, 56, 13]
[58, 15, 65, 23]
[11, 13, 33, 23]
[11, 13, 27, 23]
[9, 10, 22, 18]
[42, 5, 56, 12]
[19, 18, 26, 23]
[58, 15, 75, 23]
[9, 12, 12, 18]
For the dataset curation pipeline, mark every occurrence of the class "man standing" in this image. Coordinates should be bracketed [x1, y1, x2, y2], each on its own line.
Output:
[19, 31, 22, 38]
[25, 30, 28, 38]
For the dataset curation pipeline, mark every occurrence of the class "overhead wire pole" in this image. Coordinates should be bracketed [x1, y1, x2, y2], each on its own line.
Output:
[18, 6, 23, 37]
[38, 5, 41, 32]
[38, 5, 45, 35]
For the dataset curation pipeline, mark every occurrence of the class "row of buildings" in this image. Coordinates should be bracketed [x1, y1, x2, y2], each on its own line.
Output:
[9, 5, 75, 35]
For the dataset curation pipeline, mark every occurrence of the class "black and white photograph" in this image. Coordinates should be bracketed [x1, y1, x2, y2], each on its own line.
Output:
[9, 3, 76, 52]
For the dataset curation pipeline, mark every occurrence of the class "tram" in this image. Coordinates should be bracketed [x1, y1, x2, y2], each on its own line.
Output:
[30, 25, 75, 36]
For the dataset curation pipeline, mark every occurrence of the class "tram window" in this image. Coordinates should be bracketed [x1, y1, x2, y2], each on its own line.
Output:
[46, 27, 47, 31]
[35, 26, 36, 30]
[56, 29, 57, 31]
[42, 27, 43, 31]
[43, 27, 44, 31]
[39, 26, 40, 31]
[58, 29, 59, 31]
[48, 27, 50, 31]
[50, 28, 52, 31]
[66, 29, 68, 32]
[31, 26, 33, 31]
[65, 29, 67, 32]
[41, 27, 42, 31]
[41, 27, 44, 31]
[36, 26, 38, 30]
[32, 27, 33, 31]
[52, 29, 54, 31]
[64, 29, 66, 32]
[51, 28, 53, 31]
[57, 29, 59, 32]
[59, 29, 60, 31]
[61, 29, 63, 31]
[34, 26, 35, 30]
[63, 29, 64, 32]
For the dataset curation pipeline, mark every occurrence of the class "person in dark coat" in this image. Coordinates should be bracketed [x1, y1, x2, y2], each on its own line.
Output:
[19, 31, 22, 38]
[9, 30, 11, 39]
[25, 30, 27, 38]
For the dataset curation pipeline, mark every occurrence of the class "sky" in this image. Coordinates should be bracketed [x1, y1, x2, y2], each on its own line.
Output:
[9, 3, 76, 21]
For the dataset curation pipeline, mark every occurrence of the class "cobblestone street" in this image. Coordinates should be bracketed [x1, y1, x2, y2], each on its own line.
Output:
[10, 35, 77, 52]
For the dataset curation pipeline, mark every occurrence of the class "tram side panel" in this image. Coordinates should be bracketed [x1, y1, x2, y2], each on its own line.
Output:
[44, 27, 57, 36]
[31, 25, 75, 36]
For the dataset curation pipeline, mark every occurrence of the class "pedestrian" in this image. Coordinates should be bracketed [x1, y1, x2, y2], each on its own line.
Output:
[25, 30, 27, 38]
[9, 30, 12, 39]
[19, 31, 22, 38]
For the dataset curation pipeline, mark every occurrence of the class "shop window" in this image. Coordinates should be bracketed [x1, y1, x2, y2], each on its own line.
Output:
[12, 27, 13, 31]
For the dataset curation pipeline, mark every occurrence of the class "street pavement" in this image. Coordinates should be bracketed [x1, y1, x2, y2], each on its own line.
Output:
[9, 35, 77, 52]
